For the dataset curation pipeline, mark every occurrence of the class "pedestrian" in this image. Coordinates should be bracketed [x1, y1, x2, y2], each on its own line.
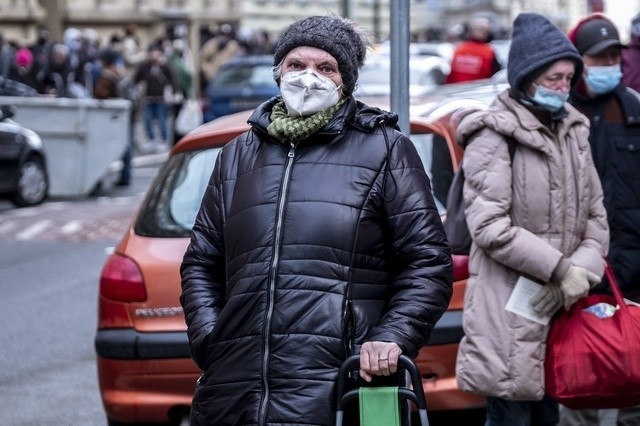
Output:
[445, 16, 502, 84]
[8, 47, 40, 90]
[558, 12, 640, 426]
[454, 12, 609, 425]
[180, 14, 453, 426]
[0, 33, 15, 77]
[133, 44, 178, 151]
[167, 38, 194, 145]
[197, 24, 240, 94]
[622, 12, 640, 93]
[93, 48, 135, 186]
[121, 24, 146, 72]
[41, 43, 73, 96]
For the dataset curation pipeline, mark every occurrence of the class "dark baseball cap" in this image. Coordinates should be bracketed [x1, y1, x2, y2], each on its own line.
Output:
[574, 17, 626, 55]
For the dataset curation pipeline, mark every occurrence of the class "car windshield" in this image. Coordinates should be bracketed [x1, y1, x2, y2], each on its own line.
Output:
[212, 64, 275, 88]
[135, 132, 450, 238]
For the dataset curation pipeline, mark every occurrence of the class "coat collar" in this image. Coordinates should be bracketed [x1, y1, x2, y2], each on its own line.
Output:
[570, 84, 640, 126]
[247, 96, 399, 142]
[456, 89, 588, 154]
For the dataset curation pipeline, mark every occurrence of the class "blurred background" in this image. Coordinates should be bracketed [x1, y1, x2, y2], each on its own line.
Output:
[0, 0, 635, 95]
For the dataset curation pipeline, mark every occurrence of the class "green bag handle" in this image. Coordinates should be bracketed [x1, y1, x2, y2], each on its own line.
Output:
[359, 386, 400, 426]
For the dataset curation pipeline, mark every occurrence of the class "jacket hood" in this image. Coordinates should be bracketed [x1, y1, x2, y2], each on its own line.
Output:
[456, 89, 588, 152]
[508, 13, 583, 96]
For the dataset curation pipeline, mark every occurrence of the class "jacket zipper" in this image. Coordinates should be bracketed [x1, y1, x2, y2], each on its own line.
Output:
[258, 143, 296, 426]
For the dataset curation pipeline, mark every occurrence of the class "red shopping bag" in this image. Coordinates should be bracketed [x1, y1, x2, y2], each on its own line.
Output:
[545, 263, 640, 409]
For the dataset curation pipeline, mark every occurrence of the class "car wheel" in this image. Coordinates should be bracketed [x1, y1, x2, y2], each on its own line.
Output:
[11, 156, 48, 207]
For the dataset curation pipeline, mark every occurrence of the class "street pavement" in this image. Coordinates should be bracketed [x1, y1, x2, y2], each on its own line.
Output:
[0, 152, 167, 242]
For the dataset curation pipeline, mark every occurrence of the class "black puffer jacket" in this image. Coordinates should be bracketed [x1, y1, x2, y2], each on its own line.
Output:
[570, 85, 640, 299]
[180, 96, 453, 425]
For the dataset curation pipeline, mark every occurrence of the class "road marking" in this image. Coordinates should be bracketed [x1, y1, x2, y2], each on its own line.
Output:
[12, 208, 38, 217]
[0, 220, 17, 233]
[61, 221, 82, 234]
[15, 220, 52, 240]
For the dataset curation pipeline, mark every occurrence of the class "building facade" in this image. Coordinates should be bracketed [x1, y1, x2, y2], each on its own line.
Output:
[0, 0, 637, 68]
[4, 0, 633, 48]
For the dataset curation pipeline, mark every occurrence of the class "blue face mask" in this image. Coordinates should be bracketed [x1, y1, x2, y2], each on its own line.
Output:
[531, 84, 569, 112]
[585, 64, 622, 95]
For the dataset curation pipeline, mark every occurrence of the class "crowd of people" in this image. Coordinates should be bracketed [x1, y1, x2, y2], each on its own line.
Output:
[0, 22, 274, 185]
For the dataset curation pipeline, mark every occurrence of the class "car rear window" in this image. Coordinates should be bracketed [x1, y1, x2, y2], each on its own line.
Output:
[135, 132, 451, 238]
[135, 148, 220, 237]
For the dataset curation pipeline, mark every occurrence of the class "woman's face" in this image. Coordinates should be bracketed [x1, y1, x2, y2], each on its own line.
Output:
[529, 59, 576, 95]
[281, 46, 343, 88]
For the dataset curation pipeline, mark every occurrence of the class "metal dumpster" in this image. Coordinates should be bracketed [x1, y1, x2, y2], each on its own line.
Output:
[0, 96, 131, 197]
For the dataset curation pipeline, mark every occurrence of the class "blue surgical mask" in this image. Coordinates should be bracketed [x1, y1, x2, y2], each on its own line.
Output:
[584, 64, 622, 95]
[531, 84, 569, 112]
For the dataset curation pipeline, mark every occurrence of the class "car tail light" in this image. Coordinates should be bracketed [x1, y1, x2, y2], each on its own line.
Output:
[100, 253, 147, 302]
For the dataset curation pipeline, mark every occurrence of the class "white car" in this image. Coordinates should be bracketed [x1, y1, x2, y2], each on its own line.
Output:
[354, 54, 451, 98]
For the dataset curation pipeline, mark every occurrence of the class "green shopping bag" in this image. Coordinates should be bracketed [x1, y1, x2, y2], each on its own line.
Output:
[359, 386, 401, 426]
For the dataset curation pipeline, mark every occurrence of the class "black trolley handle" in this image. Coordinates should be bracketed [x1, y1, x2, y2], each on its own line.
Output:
[335, 354, 429, 426]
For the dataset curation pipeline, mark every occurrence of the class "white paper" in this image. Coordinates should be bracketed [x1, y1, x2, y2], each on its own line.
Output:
[505, 276, 552, 325]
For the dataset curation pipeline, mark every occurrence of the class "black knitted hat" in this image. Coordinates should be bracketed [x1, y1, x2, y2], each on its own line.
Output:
[508, 13, 583, 94]
[273, 15, 368, 95]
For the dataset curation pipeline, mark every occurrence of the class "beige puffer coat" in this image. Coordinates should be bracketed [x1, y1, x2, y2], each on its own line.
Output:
[455, 90, 609, 401]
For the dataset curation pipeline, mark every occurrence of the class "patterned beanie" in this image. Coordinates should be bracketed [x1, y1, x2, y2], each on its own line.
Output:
[508, 13, 583, 94]
[273, 15, 369, 95]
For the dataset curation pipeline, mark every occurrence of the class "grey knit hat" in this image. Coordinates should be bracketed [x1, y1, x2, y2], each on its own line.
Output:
[508, 13, 583, 94]
[273, 15, 369, 95]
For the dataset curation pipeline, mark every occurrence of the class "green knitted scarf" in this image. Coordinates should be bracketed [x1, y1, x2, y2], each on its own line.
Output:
[267, 99, 346, 144]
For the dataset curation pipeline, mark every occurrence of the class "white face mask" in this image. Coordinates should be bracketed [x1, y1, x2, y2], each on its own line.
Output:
[280, 69, 342, 117]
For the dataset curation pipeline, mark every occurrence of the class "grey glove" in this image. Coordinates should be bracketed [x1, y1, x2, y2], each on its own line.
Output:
[559, 265, 601, 310]
[531, 282, 564, 317]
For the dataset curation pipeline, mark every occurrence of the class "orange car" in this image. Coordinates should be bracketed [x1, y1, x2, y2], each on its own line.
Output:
[94, 102, 489, 424]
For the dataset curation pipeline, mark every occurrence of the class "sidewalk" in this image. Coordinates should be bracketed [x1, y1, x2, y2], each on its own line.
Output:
[132, 151, 169, 168]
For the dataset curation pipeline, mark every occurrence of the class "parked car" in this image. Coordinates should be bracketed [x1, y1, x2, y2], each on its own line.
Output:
[0, 105, 48, 206]
[0, 75, 38, 97]
[377, 41, 456, 62]
[94, 82, 510, 422]
[353, 54, 451, 98]
[202, 54, 280, 122]
[490, 38, 512, 68]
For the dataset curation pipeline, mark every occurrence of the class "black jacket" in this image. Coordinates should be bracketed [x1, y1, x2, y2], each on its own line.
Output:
[180, 96, 453, 425]
[570, 84, 640, 299]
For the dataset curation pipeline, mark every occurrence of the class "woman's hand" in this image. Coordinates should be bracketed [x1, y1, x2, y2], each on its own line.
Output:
[359, 341, 402, 382]
[559, 265, 601, 310]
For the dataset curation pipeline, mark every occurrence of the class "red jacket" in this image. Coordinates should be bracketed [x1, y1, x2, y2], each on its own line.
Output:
[446, 40, 499, 83]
